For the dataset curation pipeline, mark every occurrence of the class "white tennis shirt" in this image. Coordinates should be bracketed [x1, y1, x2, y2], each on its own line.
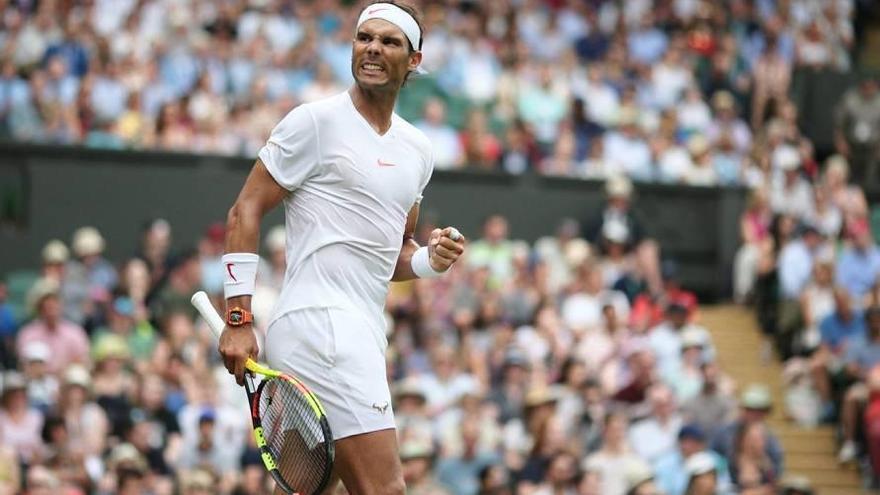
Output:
[258, 91, 434, 335]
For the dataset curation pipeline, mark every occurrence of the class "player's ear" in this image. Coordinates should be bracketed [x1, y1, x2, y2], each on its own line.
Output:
[408, 51, 422, 72]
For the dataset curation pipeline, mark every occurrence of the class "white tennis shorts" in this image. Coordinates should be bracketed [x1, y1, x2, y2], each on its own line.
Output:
[264, 307, 395, 440]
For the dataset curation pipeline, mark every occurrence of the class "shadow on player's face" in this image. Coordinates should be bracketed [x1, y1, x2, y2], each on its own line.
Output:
[351, 19, 421, 92]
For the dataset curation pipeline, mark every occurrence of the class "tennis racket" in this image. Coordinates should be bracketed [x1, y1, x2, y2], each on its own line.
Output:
[191, 291, 334, 495]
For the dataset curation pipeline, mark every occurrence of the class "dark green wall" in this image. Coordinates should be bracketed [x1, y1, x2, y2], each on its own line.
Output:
[0, 143, 746, 300]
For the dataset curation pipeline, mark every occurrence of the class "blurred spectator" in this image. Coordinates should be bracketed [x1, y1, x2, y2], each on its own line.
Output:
[602, 109, 652, 181]
[467, 215, 521, 289]
[809, 287, 865, 420]
[798, 254, 837, 353]
[681, 361, 737, 442]
[683, 451, 725, 495]
[518, 64, 568, 152]
[729, 421, 778, 490]
[733, 188, 773, 303]
[17, 278, 90, 375]
[770, 146, 813, 222]
[647, 304, 713, 380]
[66, 226, 118, 325]
[416, 98, 464, 170]
[198, 223, 226, 295]
[654, 424, 731, 495]
[711, 384, 784, 479]
[417, 344, 480, 418]
[149, 250, 202, 323]
[707, 91, 752, 156]
[137, 218, 172, 290]
[21, 341, 58, 413]
[834, 75, 880, 185]
[177, 408, 239, 474]
[836, 307, 880, 463]
[683, 134, 718, 186]
[400, 438, 448, 495]
[436, 416, 500, 495]
[585, 175, 662, 296]
[627, 385, 682, 464]
[751, 38, 791, 131]
[0, 371, 44, 464]
[534, 219, 590, 295]
[582, 412, 643, 495]
[56, 364, 109, 466]
[460, 109, 502, 171]
[775, 224, 828, 359]
[836, 219, 880, 305]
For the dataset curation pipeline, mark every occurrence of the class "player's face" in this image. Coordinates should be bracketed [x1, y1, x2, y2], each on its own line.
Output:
[352, 19, 421, 91]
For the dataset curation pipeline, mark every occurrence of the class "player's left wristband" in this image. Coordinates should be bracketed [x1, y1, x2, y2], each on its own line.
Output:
[411, 246, 444, 279]
[222, 252, 260, 298]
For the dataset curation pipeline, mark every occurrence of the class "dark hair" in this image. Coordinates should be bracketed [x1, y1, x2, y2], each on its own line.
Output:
[365, 0, 424, 52]
[41, 415, 67, 444]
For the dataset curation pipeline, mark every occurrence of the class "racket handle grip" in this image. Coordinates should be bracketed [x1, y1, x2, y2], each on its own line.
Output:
[191, 291, 226, 340]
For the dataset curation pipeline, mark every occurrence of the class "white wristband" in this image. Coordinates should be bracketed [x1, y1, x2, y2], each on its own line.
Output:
[411, 246, 443, 279]
[222, 252, 260, 298]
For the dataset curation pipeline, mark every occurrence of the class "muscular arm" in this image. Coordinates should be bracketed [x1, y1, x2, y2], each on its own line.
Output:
[391, 203, 422, 282]
[225, 159, 289, 312]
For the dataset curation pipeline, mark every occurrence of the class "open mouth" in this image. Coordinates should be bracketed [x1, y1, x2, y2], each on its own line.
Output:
[360, 62, 385, 75]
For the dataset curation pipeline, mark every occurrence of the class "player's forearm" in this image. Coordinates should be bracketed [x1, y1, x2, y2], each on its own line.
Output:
[224, 201, 263, 310]
[391, 237, 420, 281]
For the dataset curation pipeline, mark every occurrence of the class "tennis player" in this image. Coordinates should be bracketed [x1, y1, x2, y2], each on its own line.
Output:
[218, 2, 464, 494]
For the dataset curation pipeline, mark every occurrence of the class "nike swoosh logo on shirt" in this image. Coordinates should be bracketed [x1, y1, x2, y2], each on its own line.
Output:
[377, 159, 396, 167]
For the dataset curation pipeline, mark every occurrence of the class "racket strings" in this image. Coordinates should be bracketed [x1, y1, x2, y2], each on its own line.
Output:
[259, 378, 331, 495]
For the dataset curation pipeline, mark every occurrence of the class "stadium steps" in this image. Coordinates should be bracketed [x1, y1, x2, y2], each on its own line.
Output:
[700, 305, 869, 494]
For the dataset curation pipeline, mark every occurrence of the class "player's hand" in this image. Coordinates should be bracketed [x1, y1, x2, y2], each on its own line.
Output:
[428, 227, 466, 273]
[219, 325, 258, 386]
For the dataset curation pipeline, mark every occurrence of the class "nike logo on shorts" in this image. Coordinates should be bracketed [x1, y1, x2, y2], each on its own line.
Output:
[372, 402, 389, 414]
[377, 159, 396, 167]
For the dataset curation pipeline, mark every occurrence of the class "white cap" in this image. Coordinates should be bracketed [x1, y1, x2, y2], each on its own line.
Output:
[773, 145, 800, 172]
[72, 226, 105, 257]
[605, 174, 633, 198]
[63, 364, 92, 389]
[23, 341, 50, 362]
[681, 327, 707, 349]
[26, 277, 60, 314]
[42, 240, 69, 264]
[685, 451, 717, 477]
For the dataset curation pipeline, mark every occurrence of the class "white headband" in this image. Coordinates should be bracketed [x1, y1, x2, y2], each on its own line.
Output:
[357, 3, 427, 74]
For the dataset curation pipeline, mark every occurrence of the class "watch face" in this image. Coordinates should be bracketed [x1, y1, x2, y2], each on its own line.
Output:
[229, 311, 243, 325]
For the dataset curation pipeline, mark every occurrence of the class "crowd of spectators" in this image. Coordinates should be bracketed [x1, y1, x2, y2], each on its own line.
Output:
[0, 175, 825, 494]
[3, 0, 880, 493]
[732, 70, 880, 490]
[0, 0, 875, 185]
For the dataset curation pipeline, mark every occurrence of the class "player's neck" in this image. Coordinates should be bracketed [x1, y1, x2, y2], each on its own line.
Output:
[349, 86, 397, 135]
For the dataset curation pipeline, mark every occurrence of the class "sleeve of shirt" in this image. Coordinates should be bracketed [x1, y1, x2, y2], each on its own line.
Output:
[258, 105, 322, 191]
[414, 144, 435, 205]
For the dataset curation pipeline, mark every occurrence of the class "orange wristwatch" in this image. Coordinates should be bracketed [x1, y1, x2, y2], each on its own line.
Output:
[226, 307, 254, 327]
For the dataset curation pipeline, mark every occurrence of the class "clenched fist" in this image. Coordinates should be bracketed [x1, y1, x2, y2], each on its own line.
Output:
[428, 227, 466, 272]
